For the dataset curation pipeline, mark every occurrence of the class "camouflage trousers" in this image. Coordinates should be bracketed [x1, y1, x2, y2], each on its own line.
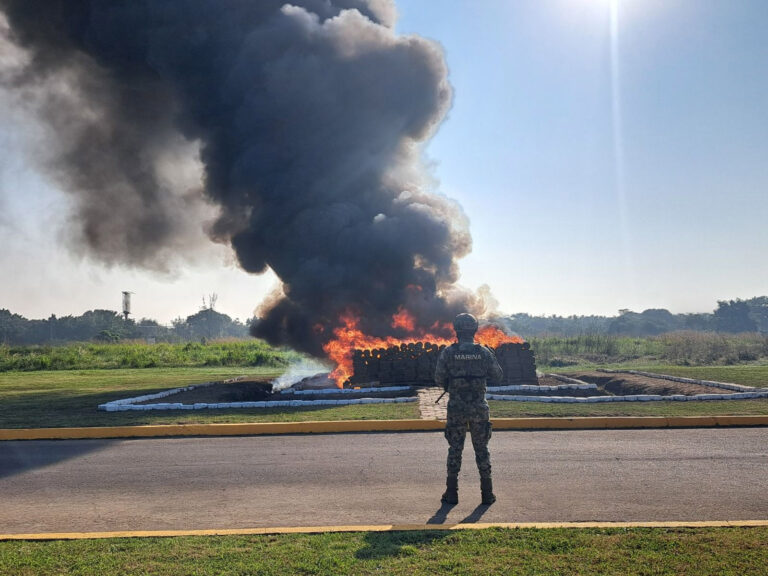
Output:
[444, 412, 492, 479]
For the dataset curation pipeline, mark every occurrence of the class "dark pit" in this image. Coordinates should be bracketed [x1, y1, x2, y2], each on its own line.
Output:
[135, 379, 273, 405]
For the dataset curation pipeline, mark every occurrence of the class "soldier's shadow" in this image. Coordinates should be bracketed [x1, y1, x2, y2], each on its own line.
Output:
[425, 502, 491, 525]
[355, 503, 492, 559]
[355, 531, 448, 559]
[460, 504, 492, 524]
[426, 502, 455, 525]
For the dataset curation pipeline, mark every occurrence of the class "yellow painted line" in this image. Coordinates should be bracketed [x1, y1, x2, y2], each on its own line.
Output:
[1, 415, 767, 441]
[0, 420, 443, 441]
[3, 520, 768, 541]
[710, 415, 767, 427]
[487, 415, 768, 430]
[492, 415, 766, 430]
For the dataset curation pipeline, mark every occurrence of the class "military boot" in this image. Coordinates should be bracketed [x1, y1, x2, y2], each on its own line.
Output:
[480, 477, 496, 505]
[441, 475, 458, 504]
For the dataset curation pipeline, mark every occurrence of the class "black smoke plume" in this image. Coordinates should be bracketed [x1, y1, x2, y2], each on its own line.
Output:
[0, 0, 488, 356]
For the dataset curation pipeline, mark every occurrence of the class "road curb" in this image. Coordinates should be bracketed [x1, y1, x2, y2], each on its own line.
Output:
[3, 520, 768, 541]
[2, 415, 768, 440]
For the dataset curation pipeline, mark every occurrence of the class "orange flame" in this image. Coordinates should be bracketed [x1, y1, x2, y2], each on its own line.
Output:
[476, 324, 524, 348]
[322, 309, 524, 387]
[391, 307, 416, 331]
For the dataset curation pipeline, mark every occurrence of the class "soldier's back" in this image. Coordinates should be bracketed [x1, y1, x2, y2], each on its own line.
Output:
[442, 343, 492, 416]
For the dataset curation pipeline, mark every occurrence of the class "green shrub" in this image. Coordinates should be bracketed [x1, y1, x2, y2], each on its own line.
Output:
[0, 340, 299, 372]
[533, 332, 768, 368]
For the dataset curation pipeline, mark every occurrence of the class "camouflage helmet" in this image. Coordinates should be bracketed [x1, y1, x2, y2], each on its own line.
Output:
[453, 313, 478, 333]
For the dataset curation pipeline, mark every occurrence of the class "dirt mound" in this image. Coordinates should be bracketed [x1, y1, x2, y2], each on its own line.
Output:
[291, 372, 336, 390]
[565, 371, 719, 396]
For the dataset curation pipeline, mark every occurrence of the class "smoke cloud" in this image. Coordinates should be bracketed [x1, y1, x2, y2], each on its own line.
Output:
[0, 0, 489, 356]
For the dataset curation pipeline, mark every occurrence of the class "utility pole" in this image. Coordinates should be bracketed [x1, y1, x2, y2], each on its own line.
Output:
[122, 291, 133, 321]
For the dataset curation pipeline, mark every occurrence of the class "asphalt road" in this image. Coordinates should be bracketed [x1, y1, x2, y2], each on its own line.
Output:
[1, 428, 767, 534]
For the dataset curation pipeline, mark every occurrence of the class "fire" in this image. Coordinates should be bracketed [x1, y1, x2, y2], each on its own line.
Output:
[322, 310, 451, 387]
[476, 324, 524, 348]
[391, 307, 416, 331]
[322, 309, 524, 387]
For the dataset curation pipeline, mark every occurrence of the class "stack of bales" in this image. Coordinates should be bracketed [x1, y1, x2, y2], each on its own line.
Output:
[494, 342, 538, 385]
[349, 342, 445, 386]
[348, 341, 537, 387]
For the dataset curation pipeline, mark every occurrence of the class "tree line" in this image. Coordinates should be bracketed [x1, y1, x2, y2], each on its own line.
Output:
[500, 297, 768, 337]
[1, 296, 765, 345]
[0, 306, 253, 345]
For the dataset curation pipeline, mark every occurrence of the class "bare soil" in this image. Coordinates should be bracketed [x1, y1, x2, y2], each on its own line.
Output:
[564, 371, 721, 396]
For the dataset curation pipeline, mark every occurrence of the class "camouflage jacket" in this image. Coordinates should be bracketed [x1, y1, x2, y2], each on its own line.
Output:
[434, 341, 503, 419]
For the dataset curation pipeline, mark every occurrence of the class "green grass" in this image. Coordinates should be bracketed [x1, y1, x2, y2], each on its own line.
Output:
[6, 333, 767, 374]
[0, 340, 299, 372]
[489, 398, 768, 418]
[0, 368, 419, 429]
[2, 527, 767, 575]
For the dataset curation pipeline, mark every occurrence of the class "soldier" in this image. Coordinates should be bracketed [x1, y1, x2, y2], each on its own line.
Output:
[435, 313, 503, 505]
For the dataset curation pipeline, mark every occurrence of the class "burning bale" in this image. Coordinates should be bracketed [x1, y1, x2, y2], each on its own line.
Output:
[324, 312, 529, 387]
[350, 342, 444, 386]
[348, 341, 537, 387]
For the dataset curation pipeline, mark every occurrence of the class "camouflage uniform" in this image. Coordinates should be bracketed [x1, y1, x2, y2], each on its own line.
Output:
[435, 341, 503, 479]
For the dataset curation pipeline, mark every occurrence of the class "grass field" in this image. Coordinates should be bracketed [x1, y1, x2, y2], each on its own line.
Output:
[0, 368, 419, 429]
[4, 333, 767, 373]
[488, 398, 768, 418]
[532, 332, 768, 368]
[2, 527, 767, 575]
[2, 364, 767, 429]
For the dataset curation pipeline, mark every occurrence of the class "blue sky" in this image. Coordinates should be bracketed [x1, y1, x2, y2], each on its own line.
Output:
[1, 0, 766, 322]
[397, 0, 768, 316]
